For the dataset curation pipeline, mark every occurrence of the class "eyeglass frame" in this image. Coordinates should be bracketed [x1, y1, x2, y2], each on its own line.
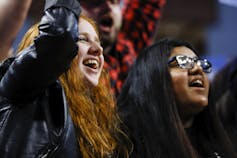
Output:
[168, 55, 212, 73]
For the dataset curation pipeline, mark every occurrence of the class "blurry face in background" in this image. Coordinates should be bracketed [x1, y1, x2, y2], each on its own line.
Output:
[77, 18, 104, 87]
[80, 0, 122, 53]
[168, 46, 210, 118]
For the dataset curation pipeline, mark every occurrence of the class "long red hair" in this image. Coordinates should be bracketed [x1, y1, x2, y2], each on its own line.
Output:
[16, 15, 130, 158]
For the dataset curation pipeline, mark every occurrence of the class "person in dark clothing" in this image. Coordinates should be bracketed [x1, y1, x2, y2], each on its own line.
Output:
[212, 57, 237, 150]
[118, 38, 237, 158]
[0, 0, 130, 157]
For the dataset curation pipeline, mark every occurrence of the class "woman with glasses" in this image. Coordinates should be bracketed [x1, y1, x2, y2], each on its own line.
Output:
[118, 38, 237, 158]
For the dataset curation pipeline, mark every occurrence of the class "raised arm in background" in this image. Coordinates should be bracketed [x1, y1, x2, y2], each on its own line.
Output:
[0, 0, 32, 61]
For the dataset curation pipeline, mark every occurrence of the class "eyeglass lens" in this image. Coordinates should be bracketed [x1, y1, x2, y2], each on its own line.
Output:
[176, 56, 212, 73]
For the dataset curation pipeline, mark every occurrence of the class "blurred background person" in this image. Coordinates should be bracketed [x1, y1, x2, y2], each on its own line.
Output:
[212, 57, 237, 150]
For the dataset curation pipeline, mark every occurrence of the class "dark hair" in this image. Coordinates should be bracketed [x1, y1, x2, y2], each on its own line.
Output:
[118, 38, 236, 158]
[211, 57, 237, 149]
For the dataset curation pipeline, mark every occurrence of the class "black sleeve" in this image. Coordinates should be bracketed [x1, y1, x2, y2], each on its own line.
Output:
[0, 0, 81, 102]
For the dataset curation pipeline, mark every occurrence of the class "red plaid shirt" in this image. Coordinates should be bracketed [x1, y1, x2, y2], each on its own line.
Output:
[103, 0, 166, 96]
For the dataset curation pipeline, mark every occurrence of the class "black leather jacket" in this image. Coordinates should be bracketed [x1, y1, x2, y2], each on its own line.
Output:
[0, 1, 82, 157]
[0, 36, 82, 158]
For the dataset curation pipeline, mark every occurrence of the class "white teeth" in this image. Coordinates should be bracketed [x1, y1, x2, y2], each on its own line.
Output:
[194, 80, 202, 85]
[85, 59, 98, 65]
[84, 59, 99, 69]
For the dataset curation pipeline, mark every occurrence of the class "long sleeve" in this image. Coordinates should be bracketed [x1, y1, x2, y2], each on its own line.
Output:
[0, 32, 77, 102]
[120, 0, 166, 53]
[0, 0, 80, 102]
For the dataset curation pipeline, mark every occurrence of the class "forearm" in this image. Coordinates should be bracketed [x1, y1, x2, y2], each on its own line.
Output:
[0, 0, 32, 60]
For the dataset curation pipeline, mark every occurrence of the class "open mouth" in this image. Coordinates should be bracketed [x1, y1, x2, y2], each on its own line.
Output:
[99, 15, 113, 32]
[83, 59, 99, 69]
[189, 79, 204, 88]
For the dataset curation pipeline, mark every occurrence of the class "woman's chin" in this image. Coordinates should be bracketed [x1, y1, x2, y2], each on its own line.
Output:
[84, 75, 99, 87]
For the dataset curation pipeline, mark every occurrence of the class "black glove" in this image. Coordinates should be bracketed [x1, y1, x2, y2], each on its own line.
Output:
[39, 0, 81, 41]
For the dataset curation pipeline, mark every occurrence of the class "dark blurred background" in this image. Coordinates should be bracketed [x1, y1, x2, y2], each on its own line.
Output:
[13, 0, 237, 79]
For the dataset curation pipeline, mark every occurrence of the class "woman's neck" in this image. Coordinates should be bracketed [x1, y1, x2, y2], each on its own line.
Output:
[180, 114, 194, 129]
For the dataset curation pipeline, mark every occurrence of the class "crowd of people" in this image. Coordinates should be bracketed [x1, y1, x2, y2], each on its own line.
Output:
[0, 0, 236, 158]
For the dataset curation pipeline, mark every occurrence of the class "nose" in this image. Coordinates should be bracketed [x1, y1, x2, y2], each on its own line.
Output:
[188, 62, 204, 75]
[88, 42, 103, 56]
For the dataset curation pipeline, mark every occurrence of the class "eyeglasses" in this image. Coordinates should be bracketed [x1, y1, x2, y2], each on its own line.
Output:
[168, 55, 212, 73]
